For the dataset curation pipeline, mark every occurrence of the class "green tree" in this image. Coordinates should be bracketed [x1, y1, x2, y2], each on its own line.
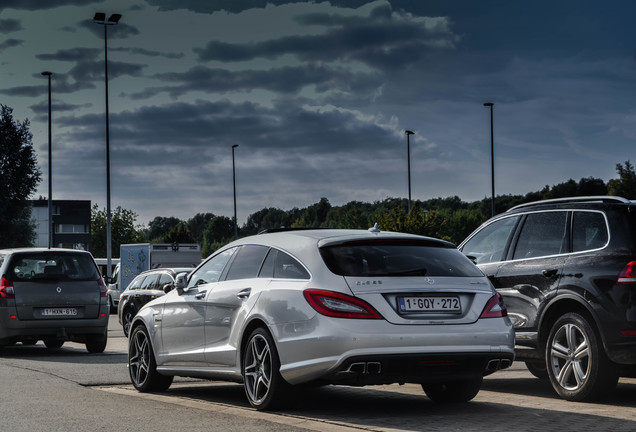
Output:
[607, 161, 636, 199]
[91, 205, 145, 257]
[164, 224, 196, 243]
[147, 216, 182, 242]
[0, 105, 41, 247]
[201, 216, 235, 256]
[186, 213, 216, 244]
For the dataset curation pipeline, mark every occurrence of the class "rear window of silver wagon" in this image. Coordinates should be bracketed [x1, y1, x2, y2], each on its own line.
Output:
[320, 240, 483, 277]
[9, 253, 100, 281]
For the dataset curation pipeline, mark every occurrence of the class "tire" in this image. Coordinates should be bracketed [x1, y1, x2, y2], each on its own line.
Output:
[242, 327, 291, 410]
[122, 308, 135, 337]
[44, 338, 64, 349]
[546, 312, 618, 401]
[86, 333, 108, 353]
[422, 378, 483, 403]
[21, 338, 38, 346]
[109, 296, 117, 314]
[525, 360, 549, 379]
[129, 325, 173, 392]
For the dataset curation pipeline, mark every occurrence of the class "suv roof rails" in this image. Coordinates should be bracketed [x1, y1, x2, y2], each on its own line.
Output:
[508, 196, 630, 212]
[258, 227, 326, 234]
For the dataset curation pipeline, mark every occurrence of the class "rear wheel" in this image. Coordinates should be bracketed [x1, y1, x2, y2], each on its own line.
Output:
[86, 332, 107, 353]
[546, 312, 618, 401]
[525, 360, 548, 379]
[242, 327, 291, 410]
[21, 338, 38, 346]
[422, 378, 483, 403]
[129, 325, 173, 392]
[44, 338, 64, 349]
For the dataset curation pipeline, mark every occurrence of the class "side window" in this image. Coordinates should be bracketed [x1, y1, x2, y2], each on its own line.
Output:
[513, 211, 568, 259]
[461, 216, 519, 264]
[187, 248, 236, 288]
[258, 249, 276, 278]
[225, 245, 269, 281]
[140, 274, 160, 290]
[128, 276, 144, 291]
[274, 250, 310, 280]
[572, 211, 608, 252]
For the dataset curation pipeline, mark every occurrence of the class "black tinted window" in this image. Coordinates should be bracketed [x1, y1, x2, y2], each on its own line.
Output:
[188, 248, 236, 288]
[461, 216, 519, 264]
[225, 245, 269, 281]
[10, 252, 99, 281]
[513, 212, 568, 259]
[258, 249, 310, 280]
[321, 241, 482, 277]
[140, 274, 160, 290]
[572, 211, 608, 252]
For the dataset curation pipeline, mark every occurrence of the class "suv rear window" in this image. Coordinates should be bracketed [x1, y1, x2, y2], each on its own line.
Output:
[9, 253, 99, 281]
[320, 241, 483, 277]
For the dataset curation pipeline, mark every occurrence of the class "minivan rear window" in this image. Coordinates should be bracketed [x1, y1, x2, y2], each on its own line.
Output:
[320, 241, 483, 277]
[9, 253, 100, 281]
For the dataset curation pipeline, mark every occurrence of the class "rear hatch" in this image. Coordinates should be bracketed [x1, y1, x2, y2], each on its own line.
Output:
[9, 251, 102, 320]
[319, 237, 495, 325]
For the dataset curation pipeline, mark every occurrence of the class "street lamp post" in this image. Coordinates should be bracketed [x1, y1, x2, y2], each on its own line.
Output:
[93, 12, 121, 280]
[405, 130, 415, 213]
[483, 102, 495, 217]
[42, 71, 53, 248]
[232, 144, 239, 240]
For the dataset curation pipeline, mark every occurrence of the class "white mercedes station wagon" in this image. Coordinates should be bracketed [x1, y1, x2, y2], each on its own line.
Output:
[128, 228, 514, 410]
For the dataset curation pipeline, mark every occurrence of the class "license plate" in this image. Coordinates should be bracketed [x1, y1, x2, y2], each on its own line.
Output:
[398, 296, 461, 313]
[42, 308, 78, 316]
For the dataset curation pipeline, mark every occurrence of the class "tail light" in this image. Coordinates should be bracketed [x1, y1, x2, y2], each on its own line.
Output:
[98, 276, 108, 297]
[480, 293, 508, 318]
[618, 262, 636, 284]
[0, 276, 15, 299]
[304, 289, 383, 319]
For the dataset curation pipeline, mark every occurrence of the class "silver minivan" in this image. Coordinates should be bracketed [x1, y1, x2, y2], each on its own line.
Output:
[0, 248, 109, 353]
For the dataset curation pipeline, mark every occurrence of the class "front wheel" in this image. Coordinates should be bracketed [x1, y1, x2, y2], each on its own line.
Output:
[86, 333, 107, 353]
[525, 360, 548, 379]
[44, 338, 64, 349]
[546, 312, 618, 401]
[122, 308, 135, 337]
[129, 325, 173, 392]
[422, 378, 483, 403]
[242, 327, 291, 410]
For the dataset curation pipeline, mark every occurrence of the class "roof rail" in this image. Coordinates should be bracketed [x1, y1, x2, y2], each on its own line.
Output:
[507, 196, 630, 212]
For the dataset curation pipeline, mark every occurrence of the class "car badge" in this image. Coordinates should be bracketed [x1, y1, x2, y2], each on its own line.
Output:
[56, 287, 62, 293]
[424, 277, 435, 285]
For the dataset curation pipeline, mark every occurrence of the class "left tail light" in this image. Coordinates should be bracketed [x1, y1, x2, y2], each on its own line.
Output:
[98, 277, 108, 297]
[480, 293, 508, 318]
[0, 276, 15, 299]
[304, 289, 383, 319]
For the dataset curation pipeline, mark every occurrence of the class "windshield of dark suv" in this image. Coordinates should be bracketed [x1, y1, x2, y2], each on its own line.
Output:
[320, 240, 483, 277]
[9, 253, 100, 281]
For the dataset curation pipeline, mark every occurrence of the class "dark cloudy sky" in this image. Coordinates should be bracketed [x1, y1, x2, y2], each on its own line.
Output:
[1, 0, 635, 225]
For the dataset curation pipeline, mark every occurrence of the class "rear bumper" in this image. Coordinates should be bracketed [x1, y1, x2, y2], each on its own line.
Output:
[0, 307, 109, 344]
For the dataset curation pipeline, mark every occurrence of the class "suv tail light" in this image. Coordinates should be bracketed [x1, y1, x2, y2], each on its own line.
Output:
[480, 293, 508, 318]
[304, 289, 383, 319]
[98, 276, 108, 297]
[0, 276, 15, 299]
[617, 262, 636, 284]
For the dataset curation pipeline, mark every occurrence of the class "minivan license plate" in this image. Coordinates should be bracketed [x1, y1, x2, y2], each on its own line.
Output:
[398, 296, 461, 313]
[42, 308, 77, 316]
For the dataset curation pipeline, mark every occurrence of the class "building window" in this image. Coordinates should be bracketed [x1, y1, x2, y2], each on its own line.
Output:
[55, 224, 88, 234]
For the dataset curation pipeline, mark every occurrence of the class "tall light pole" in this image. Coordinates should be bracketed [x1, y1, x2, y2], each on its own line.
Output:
[93, 12, 121, 280]
[232, 145, 239, 240]
[42, 71, 53, 249]
[405, 130, 415, 213]
[483, 102, 495, 217]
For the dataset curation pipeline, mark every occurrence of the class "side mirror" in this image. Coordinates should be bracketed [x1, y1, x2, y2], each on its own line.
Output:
[162, 283, 173, 294]
[175, 273, 188, 293]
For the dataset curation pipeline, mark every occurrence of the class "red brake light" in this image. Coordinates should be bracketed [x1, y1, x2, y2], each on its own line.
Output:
[618, 262, 636, 284]
[0, 276, 15, 299]
[98, 277, 108, 297]
[304, 289, 383, 319]
[480, 293, 508, 318]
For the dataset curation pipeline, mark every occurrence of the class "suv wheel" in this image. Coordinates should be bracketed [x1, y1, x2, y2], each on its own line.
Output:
[546, 312, 618, 401]
[524, 360, 548, 379]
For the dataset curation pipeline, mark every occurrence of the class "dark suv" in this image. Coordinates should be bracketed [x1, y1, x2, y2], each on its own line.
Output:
[459, 196, 636, 401]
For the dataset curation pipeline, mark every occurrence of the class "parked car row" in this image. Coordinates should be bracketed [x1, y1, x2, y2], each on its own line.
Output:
[4, 196, 635, 410]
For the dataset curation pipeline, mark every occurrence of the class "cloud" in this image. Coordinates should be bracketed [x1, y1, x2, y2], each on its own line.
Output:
[0, 0, 100, 12]
[146, 0, 372, 15]
[0, 38, 22, 51]
[0, 18, 22, 33]
[111, 47, 184, 59]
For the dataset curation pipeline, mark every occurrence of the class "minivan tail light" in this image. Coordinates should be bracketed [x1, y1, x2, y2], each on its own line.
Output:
[304, 289, 383, 319]
[98, 277, 108, 297]
[0, 276, 15, 299]
[617, 262, 636, 284]
[480, 293, 508, 318]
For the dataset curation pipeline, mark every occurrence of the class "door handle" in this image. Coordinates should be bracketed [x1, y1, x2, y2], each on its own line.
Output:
[237, 288, 251, 299]
[195, 291, 207, 299]
[542, 269, 559, 278]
